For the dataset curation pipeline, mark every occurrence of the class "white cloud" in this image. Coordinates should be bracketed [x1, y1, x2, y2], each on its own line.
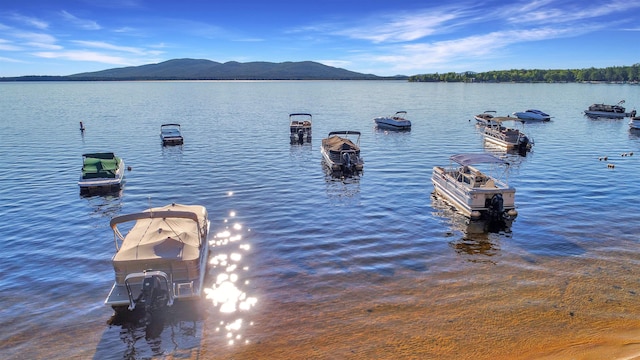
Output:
[9, 13, 49, 30]
[32, 50, 134, 65]
[60, 10, 101, 30]
[71, 40, 146, 54]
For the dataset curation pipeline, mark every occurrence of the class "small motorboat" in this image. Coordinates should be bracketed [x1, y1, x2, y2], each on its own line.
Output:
[78, 152, 125, 194]
[584, 100, 634, 119]
[629, 116, 640, 129]
[289, 113, 312, 144]
[373, 111, 411, 131]
[474, 111, 497, 126]
[432, 153, 518, 225]
[320, 131, 364, 176]
[105, 203, 210, 318]
[511, 109, 551, 122]
[160, 123, 184, 145]
[482, 117, 532, 154]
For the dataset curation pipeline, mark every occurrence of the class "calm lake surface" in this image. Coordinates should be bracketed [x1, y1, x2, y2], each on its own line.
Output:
[2, 80, 640, 360]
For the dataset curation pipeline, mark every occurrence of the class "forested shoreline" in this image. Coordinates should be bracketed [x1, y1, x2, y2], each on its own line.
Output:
[408, 64, 640, 83]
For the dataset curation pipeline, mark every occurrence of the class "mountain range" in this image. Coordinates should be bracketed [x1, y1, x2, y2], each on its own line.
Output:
[1, 59, 407, 81]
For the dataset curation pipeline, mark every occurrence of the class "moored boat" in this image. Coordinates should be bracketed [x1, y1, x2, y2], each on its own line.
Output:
[105, 203, 210, 317]
[289, 113, 312, 144]
[160, 123, 184, 145]
[511, 109, 551, 122]
[629, 116, 640, 129]
[373, 111, 411, 130]
[474, 111, 497, 126]
[432, 153, 517, 225]
[320, 131, 364, 176]
[584, 100, 635, 118]
[482, 117, 532, 154]
[78, 152, 125, 194]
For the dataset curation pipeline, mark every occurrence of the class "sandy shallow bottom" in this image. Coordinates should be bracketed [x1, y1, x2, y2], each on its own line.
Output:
[8, 246, 640, 360]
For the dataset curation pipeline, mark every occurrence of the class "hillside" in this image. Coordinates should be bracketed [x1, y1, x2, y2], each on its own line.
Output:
[0, 59, 404, 81]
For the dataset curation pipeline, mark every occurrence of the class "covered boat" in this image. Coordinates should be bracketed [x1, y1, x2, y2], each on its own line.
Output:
[320, 131, 364, 176]
[78, 152, 124, 194]
[105, 203, 210, 316]
[482, 117, 532, 154]
[289, 113, 312, 144]
[584, 100, 635, 118]
[373, 111, 412, 131]
[511, 109, 551, 122]
[432, 153, 518, 224]
[160, 123, 184, 145]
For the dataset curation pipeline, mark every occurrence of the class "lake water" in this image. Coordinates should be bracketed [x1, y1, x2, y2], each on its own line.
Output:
[2, 80, 640, 360]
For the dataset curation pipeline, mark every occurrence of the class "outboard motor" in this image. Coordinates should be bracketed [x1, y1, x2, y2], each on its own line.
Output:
[486, 193, 504, 222]
[342, 152, 352, 175]
[136, 275, 169, 317]
[297, 129, 304, 144]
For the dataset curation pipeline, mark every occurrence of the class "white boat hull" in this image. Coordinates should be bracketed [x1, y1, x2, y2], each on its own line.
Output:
[432, 166, 516, 220]
[374, 117, 411, 130]
[629, 118, 640, 129]
[78, 158, 125, 191]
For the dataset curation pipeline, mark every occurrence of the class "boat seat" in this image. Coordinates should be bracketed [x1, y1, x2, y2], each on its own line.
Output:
[483, 179, 496, 188]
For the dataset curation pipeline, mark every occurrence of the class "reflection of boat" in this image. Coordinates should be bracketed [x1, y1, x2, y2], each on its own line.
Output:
[432, 153, 518, 225]
[160, 123, 184, 145]
[511, 109, 551, 122]
[105, 203, 210, 318]
[482, 117, 532, 153]
[474, 110, 497, 126]
[373, 111, 412, 130]
[584, 100, 635, 118]
[321, 131, 364, 176]
[78, 152, 125, 194]
[289, 113, 312, 144]
[629, 116, 640, 129]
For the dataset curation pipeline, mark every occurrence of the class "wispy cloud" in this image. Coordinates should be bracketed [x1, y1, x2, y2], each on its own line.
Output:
[32, 50, 135, 65]
[60, 10, 101, 30]
[71, 40, 147, 55]
[9, 13, 48, 30]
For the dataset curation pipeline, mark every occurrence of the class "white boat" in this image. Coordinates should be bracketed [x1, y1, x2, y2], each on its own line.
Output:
[511, 109, 551, 122]
[160, 123, 184, 145]
[373, 111, 411, 130]
[78, 152, 125, 194]
[474, 111, 497, 126]
[482, 117, 532, 153]
[320, 131, 364, 176]
[289, 113, 312, 144]
[629, 116, 640, 129]
[584, 100, 635, 118]
[432, 153, 518, 224]
[105, 203, 210, 317]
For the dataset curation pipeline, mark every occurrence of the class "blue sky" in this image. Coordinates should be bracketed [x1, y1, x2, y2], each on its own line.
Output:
[1, 0, 639, 77]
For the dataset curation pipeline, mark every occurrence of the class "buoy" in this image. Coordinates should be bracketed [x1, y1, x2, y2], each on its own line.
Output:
[607, 163, 615, 169]
[127, 166, 132, 171]
[79, 121, 85, 131]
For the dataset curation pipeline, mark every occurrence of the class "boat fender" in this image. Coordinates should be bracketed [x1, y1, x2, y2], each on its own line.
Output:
[507, 209, 518, 218]
[470, 211, 482, 220]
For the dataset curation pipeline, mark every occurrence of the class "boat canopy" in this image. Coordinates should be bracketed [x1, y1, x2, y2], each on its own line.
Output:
[450, 153, 508, 166]
[289, 113, 312, 117]
[110, 204, 208, 263]
[161, 123, 181, 128]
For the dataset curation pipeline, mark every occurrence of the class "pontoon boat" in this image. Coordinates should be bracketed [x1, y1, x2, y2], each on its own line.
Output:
[320, 131, 364, 176]
[289, 113, 312, 144]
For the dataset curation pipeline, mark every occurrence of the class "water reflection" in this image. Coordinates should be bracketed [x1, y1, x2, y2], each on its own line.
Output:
[83, 191, 124, 219]
[204, 212, 256, 346]
[432, 194, 509, 263]
[323, 171, 361, 205]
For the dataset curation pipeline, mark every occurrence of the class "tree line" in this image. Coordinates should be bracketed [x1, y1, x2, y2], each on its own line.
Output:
[408, 64, 640, 83]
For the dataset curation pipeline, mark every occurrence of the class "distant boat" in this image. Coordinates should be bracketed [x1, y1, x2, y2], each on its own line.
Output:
[289, 113, 312, 144]
[584, 100, 635, 119]
[320, 131, 364, 176]
[482, 117, 533, 154]
[373, 111, 412, 131]
[78, 152, 125, 194]
[474, 110, 497, 126]
[160, 123, 184, 145]
[511, 109, 551, 122]
[432, 153, 518, 225]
